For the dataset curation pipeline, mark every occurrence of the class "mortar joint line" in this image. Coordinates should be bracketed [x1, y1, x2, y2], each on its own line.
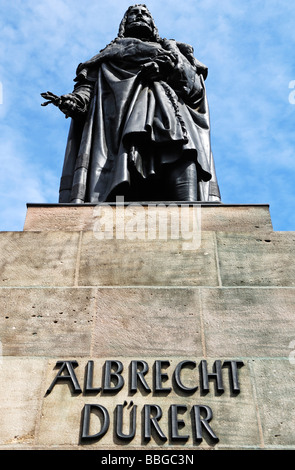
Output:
[248, 360, 265, 448]
[33, 358, 49, 445]
[90, 288, 99, 357]
[74, 231, 83, 287]
[199, 288, 207, 358]
[213, 232, 222, 287]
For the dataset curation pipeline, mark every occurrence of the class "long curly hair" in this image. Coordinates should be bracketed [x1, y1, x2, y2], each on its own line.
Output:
[117, 4, 161, 42]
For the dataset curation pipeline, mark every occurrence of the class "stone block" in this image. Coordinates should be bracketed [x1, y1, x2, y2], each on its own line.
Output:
[216, 231, 295, 287]
[0, 357, 45, 445]
[0, 288, 96, 356]
[200, 287, 295, 357]
[23, 203, 273, 233]
[24, 204, 96, 232]
[78, 231, 219, 286]
[92, 288, 203, 356]
[250, 358, 295, 447]
[0, 232, 79, 287]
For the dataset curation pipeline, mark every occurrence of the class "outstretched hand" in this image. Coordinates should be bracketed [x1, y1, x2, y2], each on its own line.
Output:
[41, 92, 77, 118]
[41, 91, 62, 107]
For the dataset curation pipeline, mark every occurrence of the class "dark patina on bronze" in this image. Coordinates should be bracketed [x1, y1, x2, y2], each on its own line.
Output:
[41, 5, 221, 203]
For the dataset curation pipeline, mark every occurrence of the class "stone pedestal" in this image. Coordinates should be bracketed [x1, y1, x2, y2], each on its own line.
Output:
[1, 203, 295, 450]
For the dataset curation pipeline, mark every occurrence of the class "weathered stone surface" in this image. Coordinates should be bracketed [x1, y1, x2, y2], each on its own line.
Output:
[1, 286, 294, 360]
[0, 204, 294, 450]
[251, 359, 295, 447]
[216, 231, 295, 287]
[0, 357, 45, 445]
[24, 204, 97, 232]
[24, 203, 273, 233]
[78, 231, 218, 286]
[92, 288, 203, 356]
[0, 231, 79, 287]
[0, 288, 95, 356]
[4, 229, 295, 289]
[200, 287, 295, 357]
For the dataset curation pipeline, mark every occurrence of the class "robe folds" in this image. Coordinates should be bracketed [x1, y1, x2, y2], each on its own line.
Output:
[59, 37, 221, 203]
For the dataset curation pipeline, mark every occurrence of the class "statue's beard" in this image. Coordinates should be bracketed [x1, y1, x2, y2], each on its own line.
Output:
[125, 22, 153, 39]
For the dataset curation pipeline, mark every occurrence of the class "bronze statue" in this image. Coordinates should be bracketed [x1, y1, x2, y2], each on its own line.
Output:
[41, 4, 221, 203]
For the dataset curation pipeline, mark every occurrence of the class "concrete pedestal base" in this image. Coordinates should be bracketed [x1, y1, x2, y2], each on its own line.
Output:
[1, 203, 295, 450]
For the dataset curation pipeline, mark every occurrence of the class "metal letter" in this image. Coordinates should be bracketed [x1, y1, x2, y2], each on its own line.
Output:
[130, 360, 151, 393]
[223, 360, 244, 394]
[103, 360, 124, 392]
[192, 405, 219, 443]
[81, 404, 110, 441]
[173, 360, 198, 393]
[115, 403, 137, 440]
[143, 404, 167, 442]
[170, 404, 189, 441]
[200, 360, 224, 394]
[154, 360, 172, 393]
[46, 360, 81, 394]
[84, 360, 101, 394]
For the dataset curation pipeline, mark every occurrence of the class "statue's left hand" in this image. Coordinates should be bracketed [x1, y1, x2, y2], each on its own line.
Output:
[139, 61, 160, 81]
[139, 53, 177, 81]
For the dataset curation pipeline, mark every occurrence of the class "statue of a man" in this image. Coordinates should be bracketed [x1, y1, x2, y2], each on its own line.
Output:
[42, 4, 221, 203]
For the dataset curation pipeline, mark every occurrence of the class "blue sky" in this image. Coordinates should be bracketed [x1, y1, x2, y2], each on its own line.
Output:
[1, 0, 295, 231]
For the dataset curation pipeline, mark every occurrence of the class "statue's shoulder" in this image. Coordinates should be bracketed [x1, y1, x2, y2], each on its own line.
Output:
[74, 53, 102, 82]
[176, 40, 195, 55]
[176, 40, 208, 79]
[161, 38, 208, 79]
[161, 38, 192, 52]
[74, 39, 123, 82]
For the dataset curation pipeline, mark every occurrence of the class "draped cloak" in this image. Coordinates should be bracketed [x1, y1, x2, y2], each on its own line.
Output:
[59, 37, 221, 203]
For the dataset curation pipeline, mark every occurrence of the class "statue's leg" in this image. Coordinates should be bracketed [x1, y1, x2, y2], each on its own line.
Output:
[165, 160, 198, 201]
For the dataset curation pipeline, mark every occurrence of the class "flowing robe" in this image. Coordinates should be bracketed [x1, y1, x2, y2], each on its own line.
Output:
[59, 37, 221, 203]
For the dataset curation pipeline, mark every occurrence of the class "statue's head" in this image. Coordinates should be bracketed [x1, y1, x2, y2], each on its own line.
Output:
[118, 4, 160, 41]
